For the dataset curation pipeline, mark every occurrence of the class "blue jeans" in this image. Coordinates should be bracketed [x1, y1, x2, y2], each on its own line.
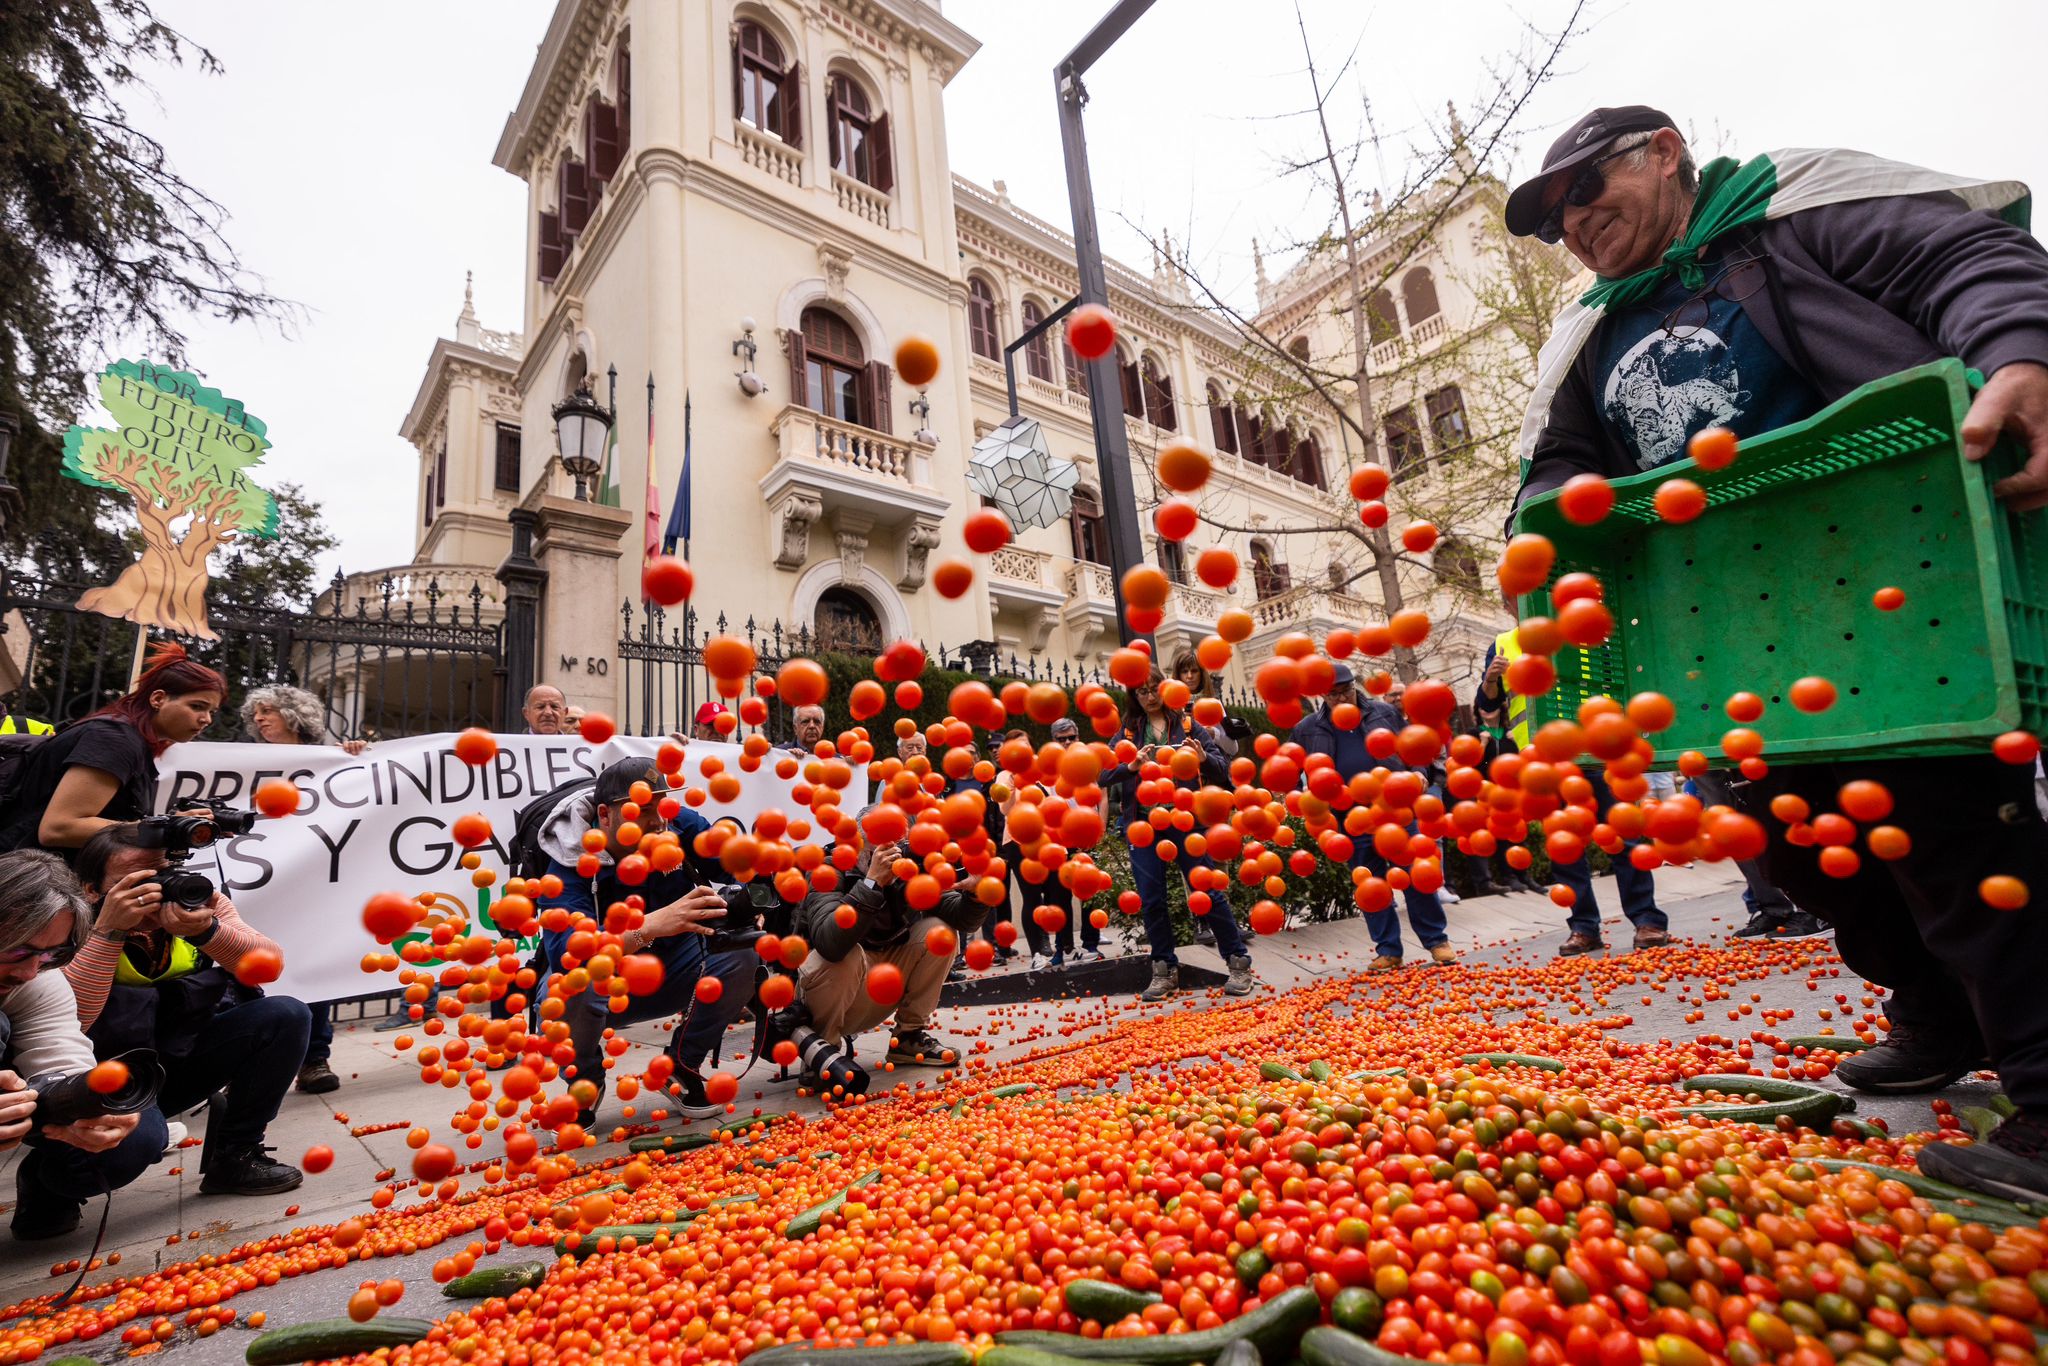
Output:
[563, 933, 756, 1093]
[1352, 839, 1451, 958]
[1129, 842, 1248, 964]
[150, 994, 311, 1149]
[304, 1001, 335, 1065]
[21, 1105, 171, 1207]
[1554, 773, 1666, 938]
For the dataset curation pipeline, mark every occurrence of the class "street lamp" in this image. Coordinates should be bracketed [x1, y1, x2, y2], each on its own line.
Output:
[551, 376, 613, 501]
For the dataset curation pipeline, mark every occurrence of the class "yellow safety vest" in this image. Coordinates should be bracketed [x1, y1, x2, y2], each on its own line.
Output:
[113, 936, 203, 988]
[1493, 629, 1532, 752]
[0, 715, 53, 736]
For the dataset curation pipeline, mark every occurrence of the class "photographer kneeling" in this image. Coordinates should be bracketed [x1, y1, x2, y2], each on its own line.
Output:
[70, 825, 307, 1198]
[532, 758, 758, 1125]
[785, 809, 983, 1089]
[0, 851, 160, 1241]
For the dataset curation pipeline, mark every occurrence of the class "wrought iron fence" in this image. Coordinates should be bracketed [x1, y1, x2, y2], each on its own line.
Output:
[616, 601, 1261, 740]
[0, 568, 503, 742]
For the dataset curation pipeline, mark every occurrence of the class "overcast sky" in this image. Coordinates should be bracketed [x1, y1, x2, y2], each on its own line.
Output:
[126, 0, 2048, 584]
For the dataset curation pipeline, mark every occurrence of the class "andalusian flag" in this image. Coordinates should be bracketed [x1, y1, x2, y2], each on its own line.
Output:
[1518, 148, 2031, 469]
[595, 418, 622, 509]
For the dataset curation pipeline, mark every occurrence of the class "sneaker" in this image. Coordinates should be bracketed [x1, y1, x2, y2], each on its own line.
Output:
[1047, 952, 1066, 968]
[576, 1106, 599, 1131]
[1192, 924, 1217, 948]
[886, 1029, 957, 1068]
[1557, 933, 1604, 957]
[945, 968, 967, 984]
[1369, 955, 1404, 972]
[1767, 911, 1828, 938]
[1833, 1025, 1990, 1095]
[1029, 952, 1049, 971]
[1429, 944, 1460, 966]
[1916, 1114, 2048, 1204]
[295, 1060, 341, 1095]
[162, 1120, 188, 1157]
[1075, 948, 1106, 963]
[1139, 961, 1178, 1002]
[198, 1145, 305, 1197]
[11, 1158, 83, 1240]
[1437, 887, 1461, 905]
[1632, 927, 1675, 951]
[1224, 956, 1254, 996]
[672, 1067, 724, 1119]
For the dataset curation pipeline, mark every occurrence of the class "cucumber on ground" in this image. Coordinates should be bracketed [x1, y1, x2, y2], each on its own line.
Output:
[1062, 1277, 1163, 1323]
[745, 1343, 974, 1366]
[557, 1196, 760, 1256]
[1306, 1061, 1333, 1083]
[628, 1131, 716, 1154]
[1679, 1090, 1845, 1128]
[1300, 1324, 1414, 1366]
[995, 1285, 1320, 1364]
[981, 1349, 1106, 1366]
[1345, 1068, 1407, 1081]
[1680, 1074, 1856, 1110]
[1784, 1035, 1873, 1053]
[443, 1260, 548, 1298]
[1807, 1157, 2024, 1208]
[718, 1111, 792, 1133]
[246, 1317, 438, 1366]
[1461, 1053, 1566, 1073]
[786, 1171, 882, 1240]
[1260, 1061, 1304, 1082]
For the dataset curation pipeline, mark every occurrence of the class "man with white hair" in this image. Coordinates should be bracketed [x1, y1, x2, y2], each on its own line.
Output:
[522, 685, 569, 736]
[781, 704, 827, 754]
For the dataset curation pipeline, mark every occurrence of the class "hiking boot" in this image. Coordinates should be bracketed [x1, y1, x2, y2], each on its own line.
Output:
[1632, 927, 1675, 951]
[1369, 954, 1405, 972]
[11, 1159, 82, 1241]
[198, 1145, 304, 1197]
[1557, 933, 1604, 957]
[672, 1066, 724, 1119]
[887, 1029, 957, 1067]
[1429, 944, 1460, 966]
[295, 1061, 341, 1095]
[1224, 956, 1254, 996]
[1916, 1114, 2048, 1204]
[1833, 1025, 1990, 1095]
[1139, 962, 1178, 1002]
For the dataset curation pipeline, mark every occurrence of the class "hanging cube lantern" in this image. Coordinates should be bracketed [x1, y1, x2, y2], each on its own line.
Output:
[967, 415, 1080, 531]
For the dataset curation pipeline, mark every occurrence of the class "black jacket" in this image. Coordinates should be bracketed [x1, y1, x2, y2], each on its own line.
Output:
[797, 874, 985, 961]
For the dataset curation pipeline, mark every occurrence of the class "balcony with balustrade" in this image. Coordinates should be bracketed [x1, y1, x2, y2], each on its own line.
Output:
[986, 544, 1065, 653]
[759, 403, 949, 576]
[1239, 583, 1373, 662]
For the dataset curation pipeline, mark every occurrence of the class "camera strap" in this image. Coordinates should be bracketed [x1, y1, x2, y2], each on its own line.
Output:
[46, 1174, 112, 1312]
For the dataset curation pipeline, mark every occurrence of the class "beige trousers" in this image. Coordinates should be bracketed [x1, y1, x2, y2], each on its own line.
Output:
[797, 916, 955, 1047]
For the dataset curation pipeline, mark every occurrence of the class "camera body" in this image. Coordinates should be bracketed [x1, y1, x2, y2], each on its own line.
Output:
[27, 1050, 164, 1130]
[133, 801, 256, 909]
[766, 1000, 868, 1095]
[705, 881, 773, 954]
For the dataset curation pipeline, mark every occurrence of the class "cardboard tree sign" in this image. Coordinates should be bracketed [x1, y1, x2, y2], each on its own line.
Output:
[62, 359, 280, 639]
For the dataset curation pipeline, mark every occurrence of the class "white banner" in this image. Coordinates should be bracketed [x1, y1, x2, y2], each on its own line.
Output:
[151, 733, 860, 1003]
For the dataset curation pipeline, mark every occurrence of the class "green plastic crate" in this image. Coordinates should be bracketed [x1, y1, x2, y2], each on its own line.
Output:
[1515, 359, 2048, 763]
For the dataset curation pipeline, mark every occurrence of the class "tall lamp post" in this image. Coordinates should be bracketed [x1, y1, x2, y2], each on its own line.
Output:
[550, 368, 616, 502]
[1056, 0, 1157, 651]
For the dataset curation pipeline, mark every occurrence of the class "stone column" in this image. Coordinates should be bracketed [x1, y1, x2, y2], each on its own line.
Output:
[530, 491, 633, 718]
[495, 504, 546, 724]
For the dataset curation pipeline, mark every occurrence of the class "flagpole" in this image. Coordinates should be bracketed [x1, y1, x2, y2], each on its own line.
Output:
[643, 372, 657, 739]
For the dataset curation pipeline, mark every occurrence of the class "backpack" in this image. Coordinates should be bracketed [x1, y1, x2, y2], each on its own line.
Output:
[507, 775, 597, 880]
[0, 731, 50, 815]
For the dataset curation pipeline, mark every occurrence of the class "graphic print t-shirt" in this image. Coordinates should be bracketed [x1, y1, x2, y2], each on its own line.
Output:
[1593, 263, 1822, 470]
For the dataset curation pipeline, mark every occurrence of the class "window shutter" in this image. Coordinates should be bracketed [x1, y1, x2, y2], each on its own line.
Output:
[1120, 360, 1142, 417]
[436, 444, 448, 507]
[732, 40, 744, 124]
[616, 39, 631, 154]
[560, 160, 592, 238]
[865, 361, 892, 434]
[424, 469, 434, 527]
[870, 113, 893, 192]
[783, 64, 804, 147]
[785, 329, 808, 408]
[1276, 561, 1292, 593]
[537, 211, 564, 283]
[587, 96, 620, 184]
[825, 91, 839, 169]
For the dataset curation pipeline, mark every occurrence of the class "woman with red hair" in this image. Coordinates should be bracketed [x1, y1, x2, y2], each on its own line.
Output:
[0, 644, 225, 855]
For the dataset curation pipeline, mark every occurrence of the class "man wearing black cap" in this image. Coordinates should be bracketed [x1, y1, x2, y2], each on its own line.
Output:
[1505, 111, 2048, 1203]
[1291, 665, 1458, 970]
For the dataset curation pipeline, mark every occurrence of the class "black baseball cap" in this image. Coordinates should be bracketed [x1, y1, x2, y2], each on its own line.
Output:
[1505, 105, 1677, 238]
[595, 757, 661, 806]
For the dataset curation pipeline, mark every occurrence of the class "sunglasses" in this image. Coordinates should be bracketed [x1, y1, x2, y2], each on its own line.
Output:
[1662, 256, 1770, 338]
[0, 942, 78, 969]
[1535, 143, 1640, 245]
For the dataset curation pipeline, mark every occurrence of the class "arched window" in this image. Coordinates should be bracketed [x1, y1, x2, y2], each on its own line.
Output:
[1291, 433, 1325, 490]
[828, 73, 892, 191]
[1062, 328, 1087, 390]
[1287, 336, 1311, 362]
[1402, 267, 1440, 325]
[794, 305, 867, 426]
[1021, 300, 1053, 383]
[815, 585, 883, 652]
[1140, 355, 1175, 431]
[1365, 287, 1400, 346]
[1249, 539, 1290, 599]
[968, 276, 1000, 359]
[1206, 382, 1238, 454]
[1157, 538, 1187, 585]
[1070, 485, 1107, 565]
[734, 21, 800, 144]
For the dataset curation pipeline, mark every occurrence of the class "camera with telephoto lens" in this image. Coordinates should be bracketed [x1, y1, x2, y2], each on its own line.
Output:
[766, 1001, 869, 1095]
[133, 801, 257, 908]
[27, 1049, 164, 1131]
[705, 881, 774, 954]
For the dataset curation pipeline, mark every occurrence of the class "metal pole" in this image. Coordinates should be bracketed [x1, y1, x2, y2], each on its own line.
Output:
[643, 372, 656, 739]
[1003, 293, 1084, 419]
[1056, 0, 1157, 650]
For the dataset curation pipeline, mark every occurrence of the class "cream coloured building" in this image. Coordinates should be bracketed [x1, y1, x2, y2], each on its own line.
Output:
[387, 0, 1519, 717]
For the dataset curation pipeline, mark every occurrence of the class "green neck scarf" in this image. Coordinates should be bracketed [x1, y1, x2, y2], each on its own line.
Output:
[1579, 154, 1779, 310]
